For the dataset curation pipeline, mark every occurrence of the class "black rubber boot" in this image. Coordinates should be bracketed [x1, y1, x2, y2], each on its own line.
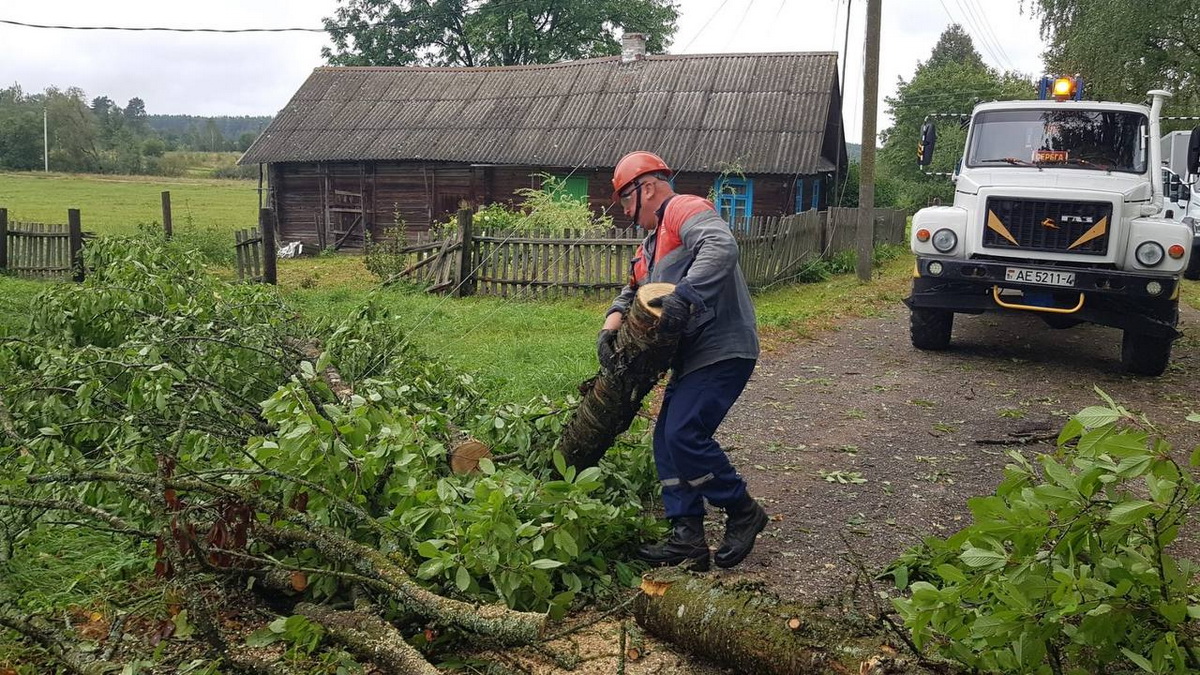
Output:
[636, 516, 710, 571]
[714, 495, 768, 569]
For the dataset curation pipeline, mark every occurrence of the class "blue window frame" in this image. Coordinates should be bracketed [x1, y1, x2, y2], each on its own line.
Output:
[794, 177, 823, 213]
[714, 177, 753, 230]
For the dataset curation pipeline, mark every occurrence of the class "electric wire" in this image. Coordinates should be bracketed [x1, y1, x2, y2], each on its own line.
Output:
[961, 0, 1017, 71]
[723, 0, 757, 51]
[0, 18, 326, 32]
[677, 0, 732, 52]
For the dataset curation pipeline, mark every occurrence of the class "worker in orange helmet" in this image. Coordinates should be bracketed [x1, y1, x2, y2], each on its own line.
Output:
[599, 150, 764, 570]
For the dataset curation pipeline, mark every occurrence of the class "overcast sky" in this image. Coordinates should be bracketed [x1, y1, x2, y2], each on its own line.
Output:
[1, 0, 1048, 145]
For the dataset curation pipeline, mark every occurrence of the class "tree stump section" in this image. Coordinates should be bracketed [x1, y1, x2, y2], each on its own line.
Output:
[558, 283, 681, 470]
[449, 438, 492, 474]
[633, 571, 934, 675]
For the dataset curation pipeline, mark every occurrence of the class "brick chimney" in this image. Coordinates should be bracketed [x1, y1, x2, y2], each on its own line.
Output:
[621, 33, 647, 63]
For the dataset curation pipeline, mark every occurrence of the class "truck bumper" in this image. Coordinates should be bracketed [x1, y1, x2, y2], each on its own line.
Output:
[904, 257, 1180, 338]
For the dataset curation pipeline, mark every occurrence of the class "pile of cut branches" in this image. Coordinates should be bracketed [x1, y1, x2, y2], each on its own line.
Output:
[0, 237, 660, 672]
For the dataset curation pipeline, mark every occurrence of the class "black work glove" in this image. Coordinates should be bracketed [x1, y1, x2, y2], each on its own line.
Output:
[647, 292, 691, 334]
[596, 328, 620, 372]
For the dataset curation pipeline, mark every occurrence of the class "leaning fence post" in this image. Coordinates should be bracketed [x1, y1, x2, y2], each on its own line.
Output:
[455, 207, 475, 297]
[68, 208, 84, 282]
[259, 208, 277, 285]
[161, 191, 173, 240]
[0, 208, 8, 273]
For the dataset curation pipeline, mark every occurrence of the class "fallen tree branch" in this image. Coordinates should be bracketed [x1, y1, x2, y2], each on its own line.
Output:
[268, 527, 546, 646]
[633, 571, 934, 675]
[296, 603, 440, 675]
[0, 496, 153, 539]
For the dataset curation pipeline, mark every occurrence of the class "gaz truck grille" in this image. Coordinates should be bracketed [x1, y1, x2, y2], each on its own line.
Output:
[982, 197, 1112, 255]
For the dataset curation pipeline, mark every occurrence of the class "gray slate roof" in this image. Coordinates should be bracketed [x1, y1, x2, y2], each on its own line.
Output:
[240, 52, 841, 175]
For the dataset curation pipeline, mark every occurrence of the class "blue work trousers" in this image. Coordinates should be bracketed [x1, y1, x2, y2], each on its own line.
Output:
[654, 357, 756, 519]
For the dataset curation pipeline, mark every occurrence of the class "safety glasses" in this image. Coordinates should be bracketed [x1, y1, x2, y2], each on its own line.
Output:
[618, 178, 656, 205]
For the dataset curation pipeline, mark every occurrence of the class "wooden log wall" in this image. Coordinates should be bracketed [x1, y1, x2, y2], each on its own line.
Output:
[269, 161, 828, 249]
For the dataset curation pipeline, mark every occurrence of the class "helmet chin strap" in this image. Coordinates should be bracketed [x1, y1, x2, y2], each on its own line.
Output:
[631, 184, 645, 225]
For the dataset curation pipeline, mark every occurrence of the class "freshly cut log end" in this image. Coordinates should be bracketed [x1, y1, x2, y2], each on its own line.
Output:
[449, 439, 492, 474]
[558, 284, 681, 471]
[639, 574, 673, 598]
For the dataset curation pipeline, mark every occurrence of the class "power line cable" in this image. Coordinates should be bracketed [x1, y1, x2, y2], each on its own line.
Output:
[0, 18, 326, 32]
[723, 0, 757, 51]
[678, 0, 732, 52]
[933, 0, 1002, 72]
[961, 0, 1016, 71]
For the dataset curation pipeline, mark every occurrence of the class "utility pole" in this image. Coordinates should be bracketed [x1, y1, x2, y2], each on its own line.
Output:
[856, 0, 882, 282]
[43, 108, 49, 172]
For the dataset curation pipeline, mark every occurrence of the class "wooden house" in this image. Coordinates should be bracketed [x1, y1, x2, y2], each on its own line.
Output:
[239, 36, 848, 250]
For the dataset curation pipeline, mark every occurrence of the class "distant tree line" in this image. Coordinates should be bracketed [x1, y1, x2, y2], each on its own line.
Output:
[0, 83, 271, 176]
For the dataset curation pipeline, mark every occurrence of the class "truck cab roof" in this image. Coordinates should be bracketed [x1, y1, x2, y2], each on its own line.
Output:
[973, 99, 1150, 116]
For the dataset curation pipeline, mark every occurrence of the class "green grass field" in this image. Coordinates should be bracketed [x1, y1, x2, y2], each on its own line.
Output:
[0, 170, 260, 236]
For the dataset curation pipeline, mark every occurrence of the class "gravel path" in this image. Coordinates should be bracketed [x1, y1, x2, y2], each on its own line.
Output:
[718, 300, 1200, 603]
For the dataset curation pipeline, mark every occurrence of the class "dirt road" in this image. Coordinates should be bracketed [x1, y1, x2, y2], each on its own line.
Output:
[720, 301, 1200, 603]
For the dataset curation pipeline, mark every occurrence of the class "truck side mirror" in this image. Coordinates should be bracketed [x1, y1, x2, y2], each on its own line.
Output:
[1168, 172, 1183, 201]
[917, 122, 937, 167]
[1188, 127, 1200, 176]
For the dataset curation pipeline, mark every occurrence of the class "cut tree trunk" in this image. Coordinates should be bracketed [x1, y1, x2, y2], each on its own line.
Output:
[633, 571, 936, 675]
[558, 283, 680, 470]
[296, 603, 440, 675]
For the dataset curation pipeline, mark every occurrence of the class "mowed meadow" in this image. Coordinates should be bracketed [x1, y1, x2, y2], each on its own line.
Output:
[0, 169, 261, 236]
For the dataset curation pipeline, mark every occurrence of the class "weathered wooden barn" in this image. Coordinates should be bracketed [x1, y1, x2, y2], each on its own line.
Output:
[239, 37, 847, 250]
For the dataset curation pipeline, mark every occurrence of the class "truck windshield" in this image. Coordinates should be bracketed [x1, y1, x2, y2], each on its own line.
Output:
[966, 109, 1147, 173]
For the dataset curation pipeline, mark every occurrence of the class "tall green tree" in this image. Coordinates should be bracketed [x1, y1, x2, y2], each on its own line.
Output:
[322, 0, 679, 67]
[877, 24, 1034, 210]
[1022, 0, 1200, 111]
[0, 86, 42, 171]
[44, 87, 100, 173]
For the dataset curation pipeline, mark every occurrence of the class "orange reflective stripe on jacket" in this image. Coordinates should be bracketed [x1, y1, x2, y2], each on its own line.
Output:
[629, 195, 716, 287]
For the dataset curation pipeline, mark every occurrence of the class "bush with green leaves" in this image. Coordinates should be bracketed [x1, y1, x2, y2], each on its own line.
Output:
[0, 237, 658, 636]
[888, 389, 1200, 674]
[362, 225, 420, 284]
[428, 175, 613, 240]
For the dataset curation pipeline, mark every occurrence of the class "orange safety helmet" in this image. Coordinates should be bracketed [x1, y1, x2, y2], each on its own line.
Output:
[611, 151, 673, 202]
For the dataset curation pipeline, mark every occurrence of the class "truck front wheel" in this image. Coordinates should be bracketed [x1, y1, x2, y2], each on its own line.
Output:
[1120, 331, 1172, 376]
[910, 308, 953, 350]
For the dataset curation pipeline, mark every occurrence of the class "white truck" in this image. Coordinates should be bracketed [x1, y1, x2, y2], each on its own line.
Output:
[906, 79, 1197, 376]
[1160, 130, 1200, 279]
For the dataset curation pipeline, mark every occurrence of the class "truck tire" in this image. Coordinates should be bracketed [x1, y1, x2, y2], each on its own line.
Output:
[1120, 331, 1172, 376]
[1184, 254, 1200, 281]
[910, 308, 953, 350]
[1041, 314, 1082, 330]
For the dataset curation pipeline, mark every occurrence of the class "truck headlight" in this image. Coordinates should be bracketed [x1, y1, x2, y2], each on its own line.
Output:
[1135, 242, 1165, 266]
[932, 229, 958, 253]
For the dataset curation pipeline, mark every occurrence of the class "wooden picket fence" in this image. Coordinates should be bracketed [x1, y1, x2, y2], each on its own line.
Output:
[395, 207, 908, 297]
[233, 209, 278, 284]
[0, 208, 85, 281]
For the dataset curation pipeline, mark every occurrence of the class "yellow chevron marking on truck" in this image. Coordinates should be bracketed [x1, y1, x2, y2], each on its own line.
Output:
[987, 210, 1020, 246]
[1068, 216, 1108, 249]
